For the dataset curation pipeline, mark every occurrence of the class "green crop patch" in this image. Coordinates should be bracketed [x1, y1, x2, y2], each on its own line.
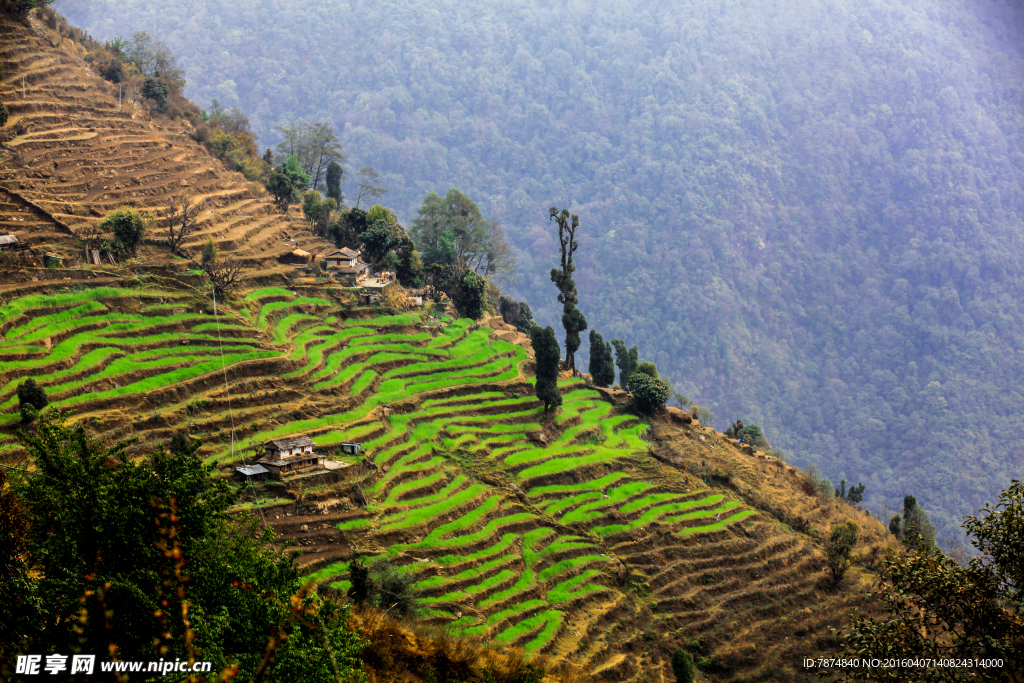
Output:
[528, 473, 630, 499]
[382, 469, 448, 504]
[559, 481, 654, 524]
[243, 287, 295, 302]
[479, 568, 536, 610]
[592, 495, 731, 536]
[537, 555, 611, 582]
[418, 554, 514, 589]
[432, 533, 519, 567]
[256, 297, 331, 329]
[376, 484, 489, 533]
[515, 451, 633, 482]
[4, 301, 107, 340]
[677, 510, 757, 537]
[454, 599, 546, 638]
[306, 561, 351, 583]
[546, 570, 607, 604]
[618, 491, 704, 515]
[497, 609, 563, 651]
[349, 370, 377, 396]
[543, 492, 603, 518]
[411, 513, 536, 552]
[337, 518, 372, 531]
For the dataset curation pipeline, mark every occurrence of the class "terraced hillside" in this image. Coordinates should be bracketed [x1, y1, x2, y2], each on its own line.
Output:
[0, 277, 890, 681]
[0, 14, 330, 266]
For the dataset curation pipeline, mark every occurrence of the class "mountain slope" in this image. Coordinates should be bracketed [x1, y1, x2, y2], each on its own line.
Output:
[50, 0, 1024, 543]
[0, 276, 890, 681]
[0, 13, 331, 268]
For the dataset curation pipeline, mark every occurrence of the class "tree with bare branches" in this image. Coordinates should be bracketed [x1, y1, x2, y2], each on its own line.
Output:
[204, 257, 246, 299]
[355, 166, 387, 208]
[274, 121, 345, 192]
[75, 224, 105, 262]
[162, 193, 203, 256]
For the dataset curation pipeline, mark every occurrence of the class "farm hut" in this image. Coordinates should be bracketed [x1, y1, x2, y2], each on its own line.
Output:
[42, 253, 64, 267]
[257, 435, 323, 479]
[279, 248, 312, 265]
[0, 234, 25, 251]
[339, 442, 362, 455]
[234, 464, 269, 482]
[359, 292, 382, 305]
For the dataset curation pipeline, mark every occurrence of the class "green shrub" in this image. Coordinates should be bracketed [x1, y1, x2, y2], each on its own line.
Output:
[628, 371, 670, 413]
[98, 207, 153, 258]
[825, 520, 859, 584]
[16, 378, 48, 423]
[347, 556, 419, 618]
[142, 76, 169, 111]
[671, 649, 695, 683]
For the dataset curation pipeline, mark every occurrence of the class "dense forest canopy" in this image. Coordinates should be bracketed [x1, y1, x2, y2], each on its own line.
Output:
[54, 0, 1024, 542]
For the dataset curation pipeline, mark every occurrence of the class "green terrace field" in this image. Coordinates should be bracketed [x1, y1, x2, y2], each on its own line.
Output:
[0, 281, 862, 680]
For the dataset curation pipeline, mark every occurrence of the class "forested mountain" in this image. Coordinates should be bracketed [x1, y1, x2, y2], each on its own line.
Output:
[54, 0, 1024, 542]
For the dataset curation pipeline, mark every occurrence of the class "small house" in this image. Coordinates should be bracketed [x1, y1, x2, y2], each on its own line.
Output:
[279, 248, 312, 265]
[234, 464, 269, 482]
[325, 247, 369, 283]
[0, 234, 25, 251]
[339, 442, 362, 455]
[257, 435, 323, 479]
[325, 247, 362, 269]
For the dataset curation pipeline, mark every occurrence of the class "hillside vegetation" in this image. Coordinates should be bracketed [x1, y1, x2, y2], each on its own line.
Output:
[51, 0, 1024, 544]
[0, 276, 891, 681]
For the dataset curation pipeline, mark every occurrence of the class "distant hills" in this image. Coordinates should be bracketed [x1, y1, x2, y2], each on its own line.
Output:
[52, 0, 1024, 542]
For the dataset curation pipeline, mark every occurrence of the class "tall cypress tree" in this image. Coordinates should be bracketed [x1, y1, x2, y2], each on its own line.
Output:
[548, 207, 587, 372]
[531, 325, 562, 411]
[611, 339, 639, 391]
[588, 330, 616, 387]
[326, 161, 344, 204]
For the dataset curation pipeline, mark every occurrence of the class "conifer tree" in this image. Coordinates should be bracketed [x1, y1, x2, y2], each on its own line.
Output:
[612, 339, 639, 390]
[548, 207, 587, 372]
[325, 161, 344, 204]
[531, 325, 562, 411]
[588, 330, 616, 387]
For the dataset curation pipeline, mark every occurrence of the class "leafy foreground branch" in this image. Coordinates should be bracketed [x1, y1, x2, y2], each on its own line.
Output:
[0, 412, 582, 683]
[0, 411, 362, 682]
[835, 480, 1024, 682]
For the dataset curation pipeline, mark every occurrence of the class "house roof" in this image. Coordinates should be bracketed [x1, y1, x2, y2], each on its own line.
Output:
[266, 435, 315, 450]
[258, 453, 322, 467]
[289, 248, 311, 258]
[235, 464, 269, 476]
[0, 234, 19, 245]
[325, 248, 361, 260]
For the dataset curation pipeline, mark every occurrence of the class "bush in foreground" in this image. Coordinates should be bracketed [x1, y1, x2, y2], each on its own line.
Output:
[0, 411, 364, 682]
[15, 378, 47, 424]
[838, 480, 1023, 680]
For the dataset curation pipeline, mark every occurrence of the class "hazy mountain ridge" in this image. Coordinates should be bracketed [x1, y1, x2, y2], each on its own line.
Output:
[52, 0, 1024, 541]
